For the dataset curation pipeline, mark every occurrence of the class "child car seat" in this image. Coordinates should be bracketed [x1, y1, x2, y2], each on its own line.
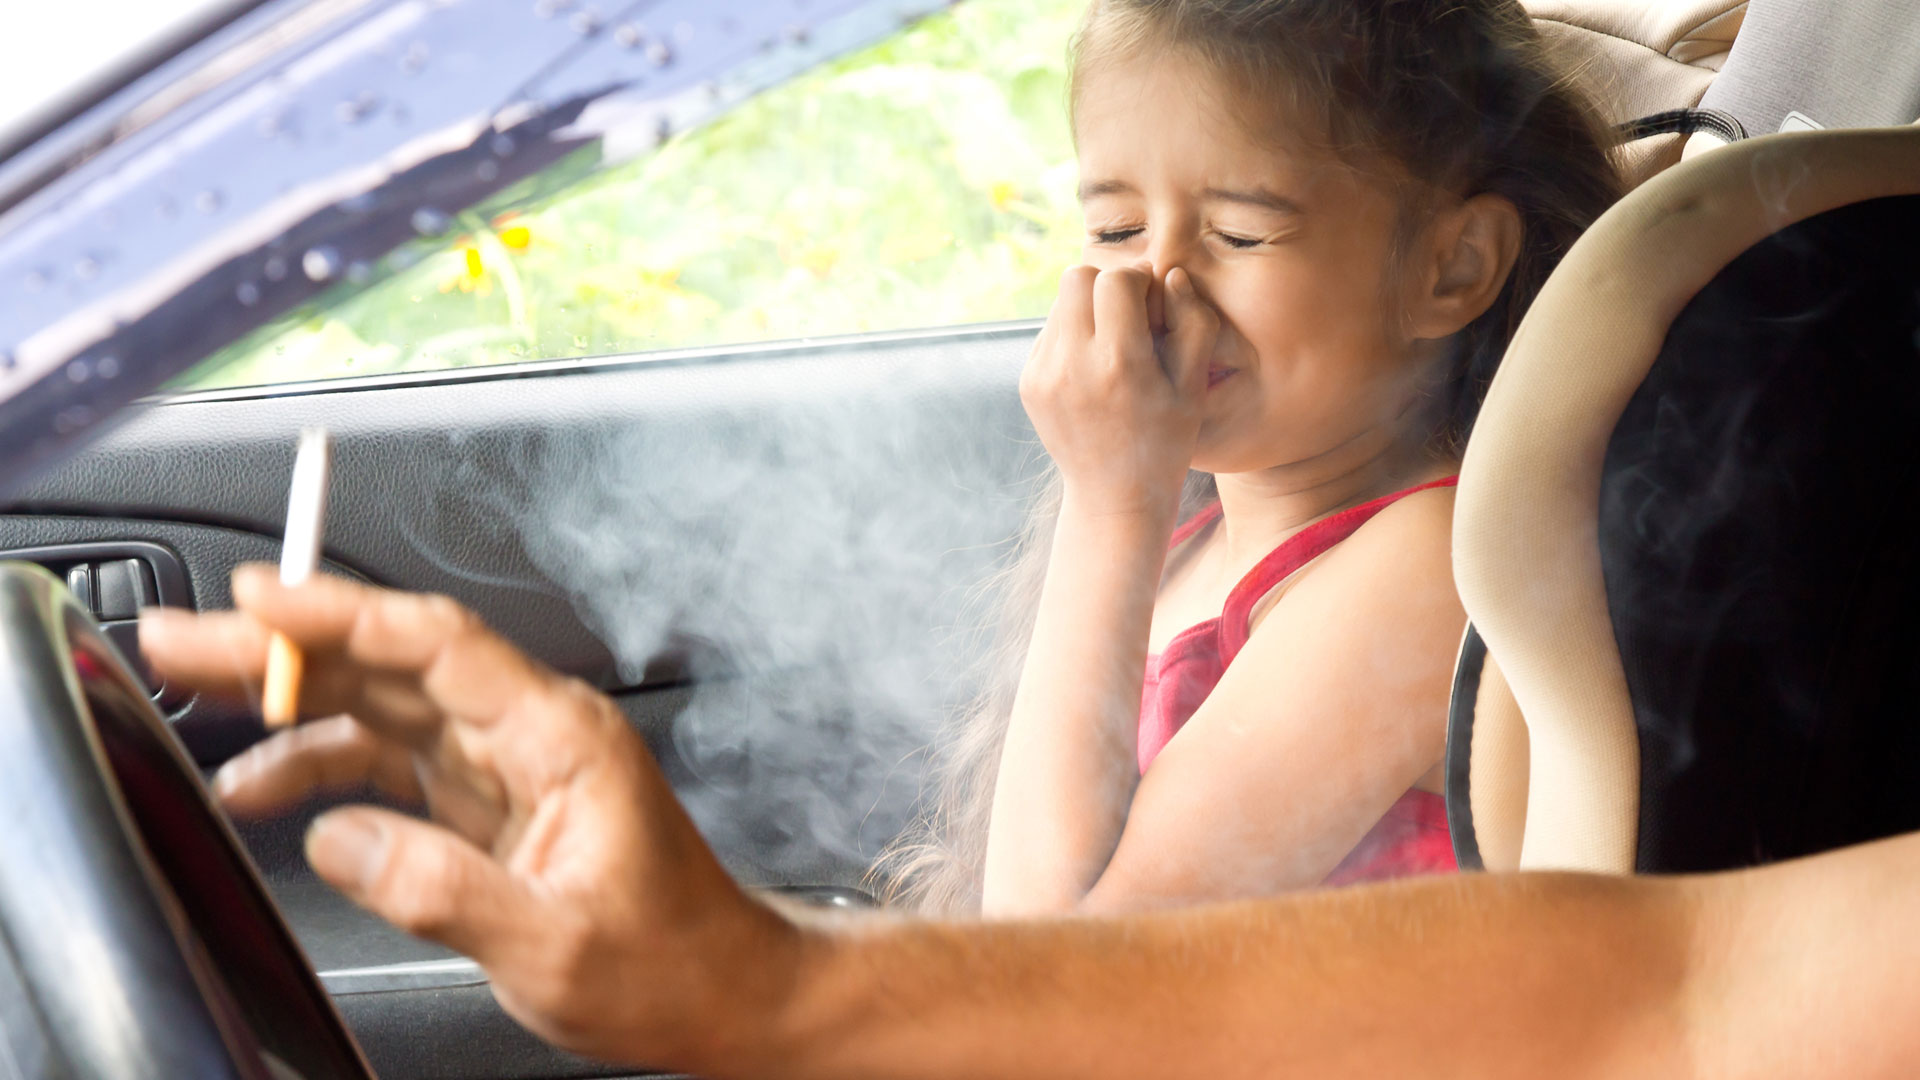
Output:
[1523, 0, 1748, 185]
[1445, 124, 1920, 874]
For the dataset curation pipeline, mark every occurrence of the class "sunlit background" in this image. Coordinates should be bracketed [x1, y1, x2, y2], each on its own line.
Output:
[147, 0, 1092, 391]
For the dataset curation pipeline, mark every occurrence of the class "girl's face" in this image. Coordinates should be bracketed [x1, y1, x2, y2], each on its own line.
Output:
[1074, 50, 1435, 477]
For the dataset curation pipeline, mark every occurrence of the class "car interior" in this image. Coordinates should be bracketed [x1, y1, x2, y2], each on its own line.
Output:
[0, 0, 1916, 1077]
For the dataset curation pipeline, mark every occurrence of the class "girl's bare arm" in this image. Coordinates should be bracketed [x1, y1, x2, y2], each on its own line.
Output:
[981, 264, 1217, 913]
[1072, 486, 1464, 910]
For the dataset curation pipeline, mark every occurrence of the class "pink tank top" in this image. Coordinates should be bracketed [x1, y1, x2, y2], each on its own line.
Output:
[1139, 476, 1459, 887]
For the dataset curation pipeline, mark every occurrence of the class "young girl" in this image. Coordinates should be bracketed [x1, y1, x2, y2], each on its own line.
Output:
[881, 0, 1620, 914]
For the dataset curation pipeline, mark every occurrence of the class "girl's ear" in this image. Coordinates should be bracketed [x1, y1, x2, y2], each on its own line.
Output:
[1404, 193, 1522, 341]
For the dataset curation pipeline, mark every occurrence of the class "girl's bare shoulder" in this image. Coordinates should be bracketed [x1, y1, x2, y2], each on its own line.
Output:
[1251, 482, 1460, 633]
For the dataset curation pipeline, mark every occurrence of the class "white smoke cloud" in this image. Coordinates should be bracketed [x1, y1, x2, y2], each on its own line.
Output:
[506, 349, 1041, 886]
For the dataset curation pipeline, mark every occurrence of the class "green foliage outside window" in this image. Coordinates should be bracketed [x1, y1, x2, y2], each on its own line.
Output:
[181, 0, 1088, 391]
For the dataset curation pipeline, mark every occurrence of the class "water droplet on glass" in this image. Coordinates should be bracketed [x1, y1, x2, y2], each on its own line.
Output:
[390, 102, 411, 126]
[476, 159, 501, 183]
[646, 41, 673, 66]
[346, 260, 373, 285]
[533, 0, 572, 16]
[571, 9, 603, 35]
[24, 268, 50, 291]
[66, 360, 90, 383]
[340, 191, 378, 214]
[0, 351, 15, 371]
[410, 207, 451, 236]
[614, 23, 642, 48]
[785, 24, 810, 44]
[196, 189, 224, 214]
[74, 256, 100, 281]
[508, 343, 526, 356]
[572, 334, 589, 349]
[490, 133, 517, 158]
[655, 116, 673, 145]
[337, 92, 380, 125]
[95, 355, 120, 380]
[263, 256, 289, 282]
[702, 80, 722, 100]
[156, 195, 179, 219]
[402, 42, 430, 73]
[236, 281, 262, 306]
[303, 247, 342, 282]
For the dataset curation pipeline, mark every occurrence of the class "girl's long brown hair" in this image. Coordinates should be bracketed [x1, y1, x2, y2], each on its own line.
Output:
[873, 0, 1621, 913]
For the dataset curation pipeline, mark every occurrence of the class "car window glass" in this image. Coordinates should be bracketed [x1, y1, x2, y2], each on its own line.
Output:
[177, 0, 1083, 392]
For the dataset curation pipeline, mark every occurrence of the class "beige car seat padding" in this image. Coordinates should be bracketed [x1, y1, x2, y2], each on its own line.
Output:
[1454, 126, 1920, 873]
[1525, 1, 1746, 189]
[1534, 21, 1716, 187]
[1466, 649, 1529, 871]
[1526, 0, 1746, 65]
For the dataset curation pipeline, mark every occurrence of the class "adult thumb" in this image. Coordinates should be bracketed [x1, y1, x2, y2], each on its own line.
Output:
[1162, 267, 1219, 397]
[307, 806, 536, 967]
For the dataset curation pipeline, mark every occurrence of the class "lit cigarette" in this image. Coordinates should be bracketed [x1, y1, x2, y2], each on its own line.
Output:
[262, 428, 331, 728]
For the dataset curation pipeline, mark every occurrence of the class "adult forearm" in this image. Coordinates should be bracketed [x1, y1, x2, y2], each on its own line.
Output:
[744, 871, 1699, 1080]
[982, 496, 1173, 912]
[1686, 831, 1920, 1078]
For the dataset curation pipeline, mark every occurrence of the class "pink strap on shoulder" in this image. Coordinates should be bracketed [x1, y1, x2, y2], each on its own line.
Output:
[1167, 501, 1224, 552]
[1216, 476, 1459, 664]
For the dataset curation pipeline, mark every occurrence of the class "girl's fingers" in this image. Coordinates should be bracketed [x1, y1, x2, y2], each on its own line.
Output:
[212, 714, 426, 816]
[1162, 267, 1221, 397]
[1051, 265, 1099, 341]
[1090, 267, 1153, 360]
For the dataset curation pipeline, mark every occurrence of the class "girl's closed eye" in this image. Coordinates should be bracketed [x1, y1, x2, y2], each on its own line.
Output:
[1090, 225, 1145, 245]
[1211, 230, 1263, 250]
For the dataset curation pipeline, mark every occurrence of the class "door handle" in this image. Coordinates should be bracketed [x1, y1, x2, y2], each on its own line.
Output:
[0, 541, 193, 707]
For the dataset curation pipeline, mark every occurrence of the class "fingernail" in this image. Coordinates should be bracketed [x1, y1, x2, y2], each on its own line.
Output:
[307, 811, 387, 892]
[211, 761, 245, 798]
[1166, 267, 1191, 296]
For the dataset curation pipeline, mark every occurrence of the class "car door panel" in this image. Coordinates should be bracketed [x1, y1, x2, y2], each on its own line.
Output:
[0, 325, 1037, 1079]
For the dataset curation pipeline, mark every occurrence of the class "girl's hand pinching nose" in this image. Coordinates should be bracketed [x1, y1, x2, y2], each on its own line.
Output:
[1021, 265, 1220, 520]
[138, 566, 800, 1070]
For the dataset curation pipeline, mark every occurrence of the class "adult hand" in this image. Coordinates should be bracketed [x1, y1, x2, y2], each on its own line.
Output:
[1019, 265, 1220, 520]
[140, 566, 800, 1071]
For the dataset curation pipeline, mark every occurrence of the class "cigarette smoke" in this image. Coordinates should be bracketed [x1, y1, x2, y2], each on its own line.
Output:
[508, 349, 1042, 887]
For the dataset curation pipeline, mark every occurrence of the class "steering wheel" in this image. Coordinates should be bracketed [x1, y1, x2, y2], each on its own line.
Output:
[0, 563, 374, 1079]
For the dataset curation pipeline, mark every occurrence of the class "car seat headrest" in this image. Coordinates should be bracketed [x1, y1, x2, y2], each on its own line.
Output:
[1698, 0, 1920, 135]
[1449, 125, 1920, 874]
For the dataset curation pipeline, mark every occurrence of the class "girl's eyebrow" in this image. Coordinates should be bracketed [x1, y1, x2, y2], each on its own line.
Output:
[1077, 178, 1136, 202]
[1200, 186, 1304, 214]
[1074, 179, 1303, 215]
